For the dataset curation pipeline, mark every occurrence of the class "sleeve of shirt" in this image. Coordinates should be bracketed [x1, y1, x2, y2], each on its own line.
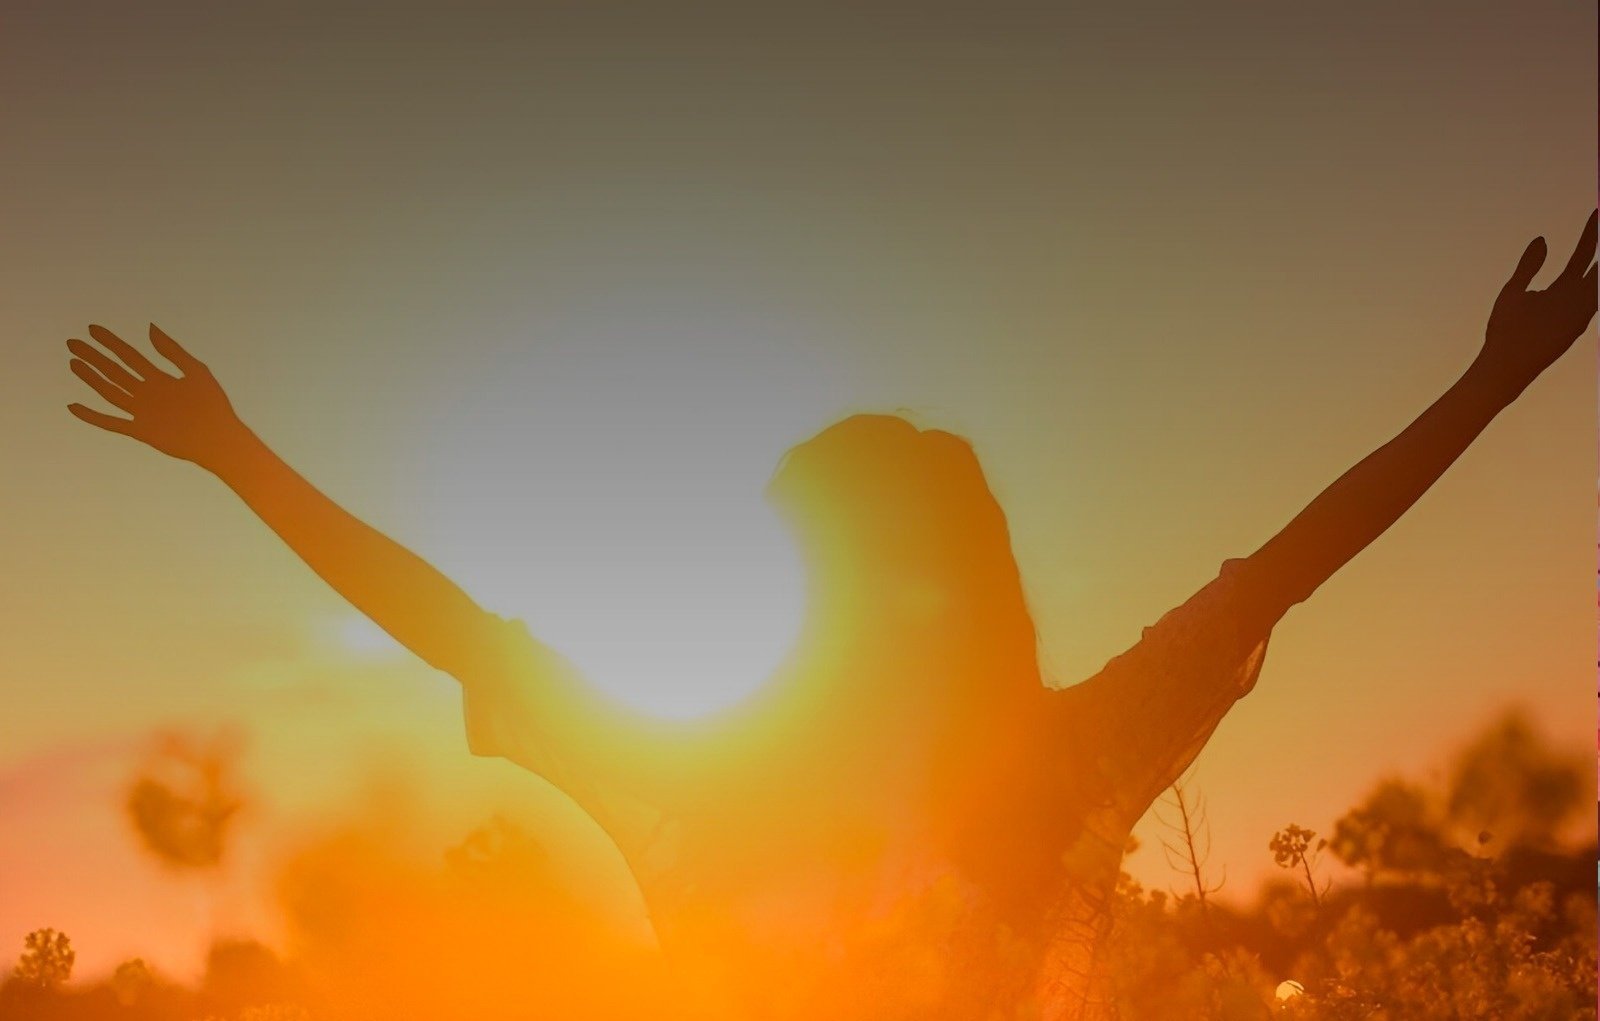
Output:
[459, 616, 577, 781]
[1065, 558, 1272, 826]
[455, 615, 667, 854]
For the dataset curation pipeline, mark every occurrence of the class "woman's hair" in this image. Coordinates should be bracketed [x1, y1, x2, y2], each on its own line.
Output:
[765, 413, 1044, 744]
[765, 415, 1071, 911]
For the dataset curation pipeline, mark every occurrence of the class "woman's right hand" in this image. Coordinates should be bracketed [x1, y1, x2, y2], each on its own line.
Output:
[67, 323, 250, 473]
[1471, 211, 1597, 403]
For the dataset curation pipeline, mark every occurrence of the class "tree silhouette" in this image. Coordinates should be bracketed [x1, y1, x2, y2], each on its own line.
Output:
[111, 957, 153, 1006]
[13, 928, 74, 989]
[124, 732, 245, 871]
[1444, 708, 1586, 852]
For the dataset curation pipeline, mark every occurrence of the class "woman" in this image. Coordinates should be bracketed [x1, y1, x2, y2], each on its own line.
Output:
[65, 215, 1596, 1018]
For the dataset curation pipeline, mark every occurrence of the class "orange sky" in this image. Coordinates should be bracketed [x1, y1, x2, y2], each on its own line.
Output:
[1, 0, 1594, 980]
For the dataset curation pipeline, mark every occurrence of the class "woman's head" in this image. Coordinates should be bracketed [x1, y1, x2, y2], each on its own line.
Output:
[769, 416, 1017, 584]
[764, 415, 1043, 762]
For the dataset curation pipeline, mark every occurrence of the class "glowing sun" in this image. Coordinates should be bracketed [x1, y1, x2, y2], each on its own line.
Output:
[407, 301, 847, 719]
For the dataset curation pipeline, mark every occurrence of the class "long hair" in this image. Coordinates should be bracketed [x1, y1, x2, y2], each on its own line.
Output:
[764, 415, 1049, 812]
[763, 414, 1086, 929]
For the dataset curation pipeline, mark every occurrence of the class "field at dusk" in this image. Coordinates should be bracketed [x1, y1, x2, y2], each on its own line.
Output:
[2, 2, 1595, 1018]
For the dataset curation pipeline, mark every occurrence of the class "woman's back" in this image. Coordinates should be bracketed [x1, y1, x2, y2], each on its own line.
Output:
[458, 415, 1151, 1013]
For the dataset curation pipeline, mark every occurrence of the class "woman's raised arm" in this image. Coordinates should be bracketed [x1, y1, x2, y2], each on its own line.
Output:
[66, 323, 500, 678]
[1050, 213, 1597, 829]
[1234, 212, 1597, 632]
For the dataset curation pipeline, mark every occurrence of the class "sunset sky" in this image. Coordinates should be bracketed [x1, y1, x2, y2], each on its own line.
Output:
[2, 0, 1595, 980]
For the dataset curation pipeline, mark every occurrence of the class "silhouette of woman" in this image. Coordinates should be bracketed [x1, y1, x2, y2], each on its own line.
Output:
[65, 215, 1597, 1018]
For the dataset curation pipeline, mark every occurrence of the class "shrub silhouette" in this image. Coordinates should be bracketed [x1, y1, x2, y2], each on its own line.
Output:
[3, 707, 1590, 1019]
[13, 929, 75, 989]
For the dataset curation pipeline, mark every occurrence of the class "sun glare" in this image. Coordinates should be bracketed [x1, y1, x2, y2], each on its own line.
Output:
[336, 614, 403, 657]
[410, 298, 849, 719]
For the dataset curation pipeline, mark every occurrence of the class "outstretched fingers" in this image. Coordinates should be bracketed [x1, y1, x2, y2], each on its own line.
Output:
[86, 323, 163, 380]
[69, 358, 136, 412]
[148, 323, 206, 375]
[67, 402, 135, 436]
[66, 337, 141, 391]
[1556, 210, 1598, 288]
[1500, 236, 1547, 300]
